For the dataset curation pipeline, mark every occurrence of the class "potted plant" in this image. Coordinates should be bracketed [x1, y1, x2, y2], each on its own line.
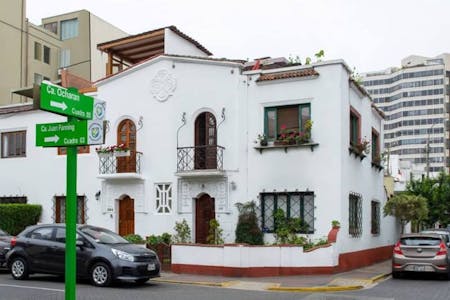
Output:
[113, 144, 130, 157]
[331, 220, 340, 229]
[256, 134, 268, 146]
[95, 146, 113, 158]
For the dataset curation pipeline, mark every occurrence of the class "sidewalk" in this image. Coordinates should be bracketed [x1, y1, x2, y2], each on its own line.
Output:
[152, 260, 392, 292]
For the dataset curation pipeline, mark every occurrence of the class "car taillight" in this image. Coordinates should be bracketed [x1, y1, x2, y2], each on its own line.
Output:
[393, 241, 403, 255]
[436, 242, 448, 256]
[10, 236, 16, 247]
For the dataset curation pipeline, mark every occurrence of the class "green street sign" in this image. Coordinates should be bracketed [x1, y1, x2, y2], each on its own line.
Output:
[37, 81, 94, 120]
[36, 120, 104, 147]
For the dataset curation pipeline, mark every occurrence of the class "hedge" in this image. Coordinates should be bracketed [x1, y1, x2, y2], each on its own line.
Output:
[0, 204, 42, 235]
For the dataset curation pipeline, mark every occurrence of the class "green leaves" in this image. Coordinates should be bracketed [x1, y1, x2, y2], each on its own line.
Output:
[0, 204, 42, 235]
[383, 194, 428, 233]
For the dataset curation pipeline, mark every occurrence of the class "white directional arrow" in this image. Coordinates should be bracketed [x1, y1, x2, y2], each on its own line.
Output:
[50, 100, 68, 111]
[44, 135, 60, 143]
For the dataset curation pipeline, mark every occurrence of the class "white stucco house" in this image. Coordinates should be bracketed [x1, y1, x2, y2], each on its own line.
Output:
[0, 26, 399, 275]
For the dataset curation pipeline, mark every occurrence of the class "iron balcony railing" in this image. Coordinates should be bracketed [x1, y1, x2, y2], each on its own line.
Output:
[177, 145, 224, 172]
[98, 151, 142, 174]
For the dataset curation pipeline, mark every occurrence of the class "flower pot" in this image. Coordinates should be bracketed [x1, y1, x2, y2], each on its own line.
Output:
[97, 152, 111, 159]
[114, 150, 130, 157]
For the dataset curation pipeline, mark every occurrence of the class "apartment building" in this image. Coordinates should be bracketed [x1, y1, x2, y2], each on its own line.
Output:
[0, 0, 127, 105]
[362, 54, 450, 178]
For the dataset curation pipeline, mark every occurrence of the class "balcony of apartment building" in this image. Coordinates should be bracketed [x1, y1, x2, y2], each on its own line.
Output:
[97, 151, 143, 180]
[175, 145, 225, 177]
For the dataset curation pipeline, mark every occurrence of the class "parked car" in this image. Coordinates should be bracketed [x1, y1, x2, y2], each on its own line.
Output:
[0, 229, 12, 268]
[6, 224, 160, 286]
[420, 228, 450, 246]
[392, 233, 450, 279]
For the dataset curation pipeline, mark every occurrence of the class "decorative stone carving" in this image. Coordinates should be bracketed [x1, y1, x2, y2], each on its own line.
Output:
[150, 69, 176, 102]
[101, 181, 146, 213]
[178, 178, 229, 214]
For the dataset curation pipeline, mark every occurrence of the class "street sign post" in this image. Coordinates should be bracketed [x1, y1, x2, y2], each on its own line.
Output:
[36, 81, 94, 120]
[35, 81, 106, 300]
[36, 120, 104, 147]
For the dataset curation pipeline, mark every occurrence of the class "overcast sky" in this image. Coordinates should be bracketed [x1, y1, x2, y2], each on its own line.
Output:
[26, 0, 450, 72]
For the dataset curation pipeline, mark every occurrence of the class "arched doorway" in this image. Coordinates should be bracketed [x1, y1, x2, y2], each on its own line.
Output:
[194, 112, 217, 170]
[117, 119, 136, 173]
[195, 194, 215, 244]
[118, 195, 134, 236]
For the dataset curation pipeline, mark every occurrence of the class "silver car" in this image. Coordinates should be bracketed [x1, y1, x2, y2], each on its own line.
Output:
[392, 233, 450, 279]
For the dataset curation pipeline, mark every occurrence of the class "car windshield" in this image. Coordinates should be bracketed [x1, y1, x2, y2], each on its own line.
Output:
[80, 226, 129, 244]
[401, 236, 441, 246]
[420, 231, 450, 243]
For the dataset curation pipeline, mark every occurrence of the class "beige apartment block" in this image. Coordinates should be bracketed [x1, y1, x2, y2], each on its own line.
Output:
[0, 1, 127, 105]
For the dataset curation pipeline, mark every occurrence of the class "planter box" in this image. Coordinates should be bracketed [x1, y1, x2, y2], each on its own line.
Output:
[114, 150, 130, 157]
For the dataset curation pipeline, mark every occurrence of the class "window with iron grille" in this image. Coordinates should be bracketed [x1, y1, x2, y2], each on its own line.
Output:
[1, 131, 26, 158]
[54, 196, 86, 224]
[350, 107, 360, 147]
[371, 201, 380, 235]
[349, 192, 362, 237]
[260, 192, 314, 233]
[156, 183, 172, 214]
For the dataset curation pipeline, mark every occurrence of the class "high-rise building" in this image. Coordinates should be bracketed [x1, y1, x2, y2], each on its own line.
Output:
[362, 54, 450, 178]
[0, 0, 128, 105]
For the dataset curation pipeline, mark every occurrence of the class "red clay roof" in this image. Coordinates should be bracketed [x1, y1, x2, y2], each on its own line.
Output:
[256, 69, 319, 82]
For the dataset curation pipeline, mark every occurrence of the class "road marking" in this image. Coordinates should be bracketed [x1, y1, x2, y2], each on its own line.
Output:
[0, 284, 64, 292]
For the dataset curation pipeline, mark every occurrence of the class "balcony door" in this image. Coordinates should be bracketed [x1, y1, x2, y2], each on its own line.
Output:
[194, 112, 216, 170]
[117, 119, 136, 173]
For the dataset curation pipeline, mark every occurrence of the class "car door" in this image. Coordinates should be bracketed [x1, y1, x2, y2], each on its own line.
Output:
[53, 227, 67, 275]
[25, 226, 57, 272]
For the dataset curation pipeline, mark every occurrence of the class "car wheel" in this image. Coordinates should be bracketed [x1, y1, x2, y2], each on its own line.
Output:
[90, 262, 112, 287]
[10, 257, 29, 280]
[135, 277, 150, 285]
[392, 271, 402, 279]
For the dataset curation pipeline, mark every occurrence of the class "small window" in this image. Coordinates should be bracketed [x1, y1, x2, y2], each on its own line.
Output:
[264, 104, 311, 140]
[54, 196, 86, 224]
[349, 192, 362, 237]
[350, 107, 360, 147]
[43, 46, 50, 64]
[60, 49, 70, 68]
[371, 201, 380, 235]
[155, 183, 172, 214]
[58, 146, 90, 155]
[0, 196, 27, 204]
[43, 22, 57, 34]
[34, 42, 41, 60]
[371, 128, 380, 162]
[61, 18, 79, 40]
[1, 131, 26, 158]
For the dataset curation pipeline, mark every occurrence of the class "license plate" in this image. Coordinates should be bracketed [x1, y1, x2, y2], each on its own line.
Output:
[147, 263, 155, 271]
[413, 265, 425, 272]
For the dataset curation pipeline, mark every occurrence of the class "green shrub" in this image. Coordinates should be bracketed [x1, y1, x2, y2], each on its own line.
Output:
[207, 219, 224, 245]
[173, 219, 191, 243]
[146, 232, 172, 245]
[123, 234, 145, 244]
[235, 201, 264, 245]
[0, 204, 42, 235]
[273, 209, 309, 245]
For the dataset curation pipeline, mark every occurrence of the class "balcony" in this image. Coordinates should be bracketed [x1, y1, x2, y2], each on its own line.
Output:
[97, 151, 143, 180]
[176, 145, 225, 177]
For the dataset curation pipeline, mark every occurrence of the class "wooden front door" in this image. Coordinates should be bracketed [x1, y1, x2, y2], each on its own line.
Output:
[195, 194, 215, 244]
[117, 119, 136, 173]
[119, 196, 134, 236]
[195, 112, 217, 170]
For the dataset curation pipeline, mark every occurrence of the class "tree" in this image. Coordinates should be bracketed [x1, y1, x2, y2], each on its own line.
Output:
[406, 172, 450, 228]
[383, 194, 428, 233]
[235, 201, 264, 245]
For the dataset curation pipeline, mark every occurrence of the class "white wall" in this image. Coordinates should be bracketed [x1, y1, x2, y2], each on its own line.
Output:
[164, 28, 209, 57]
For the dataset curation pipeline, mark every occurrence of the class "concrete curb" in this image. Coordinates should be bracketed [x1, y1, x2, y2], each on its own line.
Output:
[369, 272, 391, 283]
[267, 285, 364, 292]
[152, 278, 227, 287]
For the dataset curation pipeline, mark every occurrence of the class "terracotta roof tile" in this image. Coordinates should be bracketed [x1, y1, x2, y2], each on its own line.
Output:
[256, 69, 319, 82]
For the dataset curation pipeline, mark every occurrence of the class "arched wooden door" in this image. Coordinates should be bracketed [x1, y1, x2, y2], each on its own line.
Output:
[119, 196, 134, 236]
[195, 194, 215, 244]
[194, 112, 217, 170]
[117, 119, 136, 173]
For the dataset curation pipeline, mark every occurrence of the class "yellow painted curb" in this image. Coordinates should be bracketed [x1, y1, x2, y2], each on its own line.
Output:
[268, 285, 363, 292]
[369, 273, 391, 283]
[153, 278, 228, 287]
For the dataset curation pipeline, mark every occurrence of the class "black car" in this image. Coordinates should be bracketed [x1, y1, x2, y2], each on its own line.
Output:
[0, 229, 12, 267]
[6, 224, 160, 286]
